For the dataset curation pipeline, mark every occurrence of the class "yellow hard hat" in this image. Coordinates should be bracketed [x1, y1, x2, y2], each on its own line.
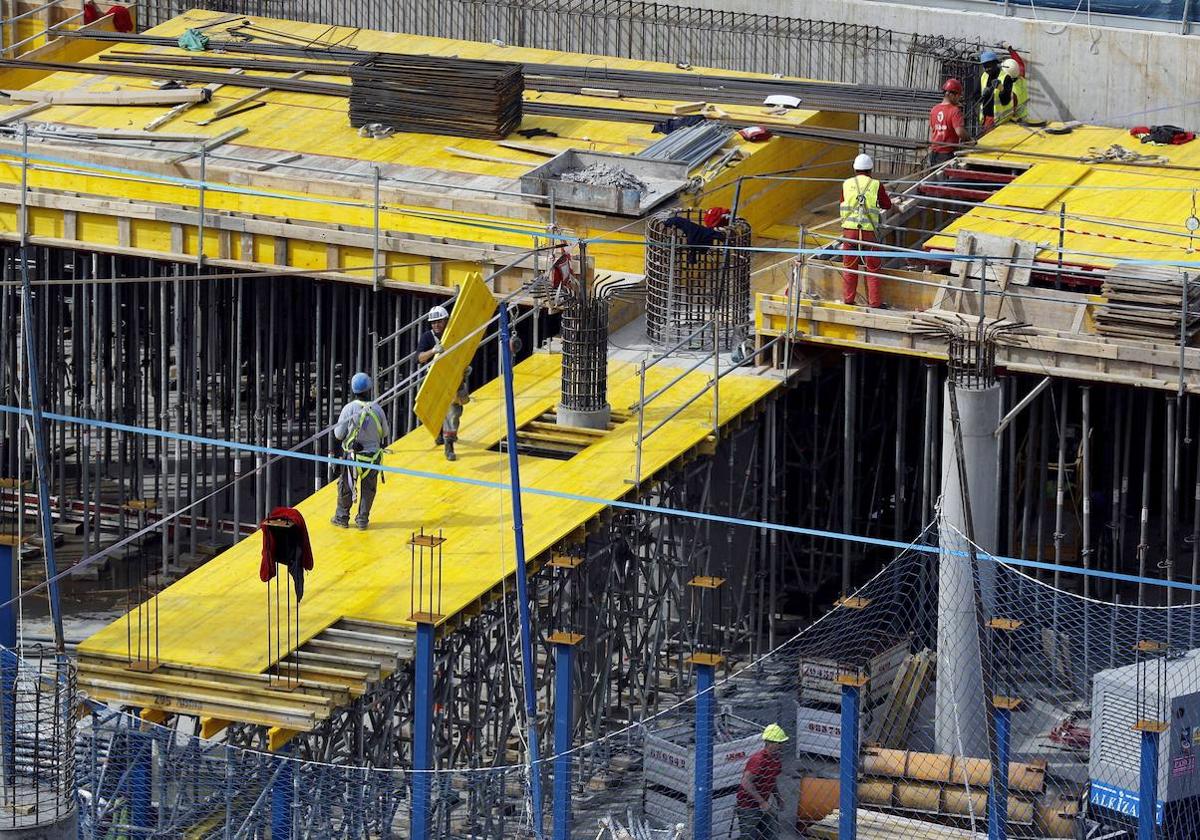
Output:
[763, 724, 789, 743]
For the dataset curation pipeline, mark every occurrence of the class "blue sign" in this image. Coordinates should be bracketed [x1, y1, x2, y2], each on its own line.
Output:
[1089, 780, 1164, 825]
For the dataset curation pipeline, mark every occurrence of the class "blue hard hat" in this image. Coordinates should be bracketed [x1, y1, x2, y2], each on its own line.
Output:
[350, 372, 372, 394]
[980, 50, 998, 63]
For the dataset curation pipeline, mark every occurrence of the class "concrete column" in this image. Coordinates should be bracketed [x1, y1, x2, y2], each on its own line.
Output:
[936, 382, 1000, 759]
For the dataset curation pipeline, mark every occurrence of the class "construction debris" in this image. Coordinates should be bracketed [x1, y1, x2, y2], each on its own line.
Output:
[808, 809, 987, 839]
[560, 162, 647, 192]
[347, 55, 523, 139]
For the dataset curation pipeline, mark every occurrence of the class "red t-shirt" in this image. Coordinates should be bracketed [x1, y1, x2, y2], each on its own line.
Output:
[929, 102, 966, 153]
[736, 749, 783, 809]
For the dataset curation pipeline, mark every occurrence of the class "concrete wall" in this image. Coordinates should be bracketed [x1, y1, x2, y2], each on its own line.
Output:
[658, 0, 1197, 127]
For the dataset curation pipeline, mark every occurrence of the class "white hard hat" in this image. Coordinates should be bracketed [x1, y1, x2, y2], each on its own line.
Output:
[853, 153, 874, 172]
[1000, 58, 1020, 78]
[428, 305, 449, 322]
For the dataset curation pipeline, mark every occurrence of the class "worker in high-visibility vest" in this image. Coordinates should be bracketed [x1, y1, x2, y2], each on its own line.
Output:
[979, 45, 1029, 132]
[332, 372, 391, 530]
[840, 153, 893, 309]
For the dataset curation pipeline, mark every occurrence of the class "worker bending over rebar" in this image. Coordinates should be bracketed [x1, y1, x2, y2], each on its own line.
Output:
[331, 372, 390, 530]
[417, 305, 469, 462]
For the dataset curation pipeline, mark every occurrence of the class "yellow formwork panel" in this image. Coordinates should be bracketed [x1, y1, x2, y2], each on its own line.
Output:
[414, 272, 494, 438]
[0, 10, 849, 277]
[928, 124, 1200, 267]
[77, 354, 777, 675]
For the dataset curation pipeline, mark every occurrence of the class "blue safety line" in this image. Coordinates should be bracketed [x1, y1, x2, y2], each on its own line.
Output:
[1, 401, 1198, 598]
[7, 147, 1200, 266]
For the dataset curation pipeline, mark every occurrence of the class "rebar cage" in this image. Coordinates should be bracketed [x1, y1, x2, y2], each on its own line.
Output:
[0, 647, 76, 832]
[948, 333, 998, 390]
[560, 294, 609, 413]
[645, 210, 751, 352]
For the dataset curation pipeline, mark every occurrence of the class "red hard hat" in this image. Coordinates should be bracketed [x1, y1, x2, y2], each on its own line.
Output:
[942, 78, 963, 94]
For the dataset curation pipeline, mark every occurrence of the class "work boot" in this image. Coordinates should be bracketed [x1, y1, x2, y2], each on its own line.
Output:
[435, 433, 444, 446]
[444, 441, 456, 462]
[330, 516, 349, 528]
[355, 519, 369, 531]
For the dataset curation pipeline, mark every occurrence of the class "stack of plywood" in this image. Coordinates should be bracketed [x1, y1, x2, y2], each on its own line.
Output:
[1095, 264, 1200, 342]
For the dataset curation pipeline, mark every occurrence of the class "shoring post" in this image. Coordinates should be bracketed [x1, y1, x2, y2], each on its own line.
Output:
[1134, 639, 1167, 840]
[689, 652, 721, 840]
[18, 122, 65, 652]
[130, 719, 152, 831]
[988, 698, 1021, 840]
[987, 617, 1023, 840]
[551, 632, 583, 840]
[270, 745, 294, 839]
[411, 619, 436, 840]
[499, 304, 547, 838]
[1136, 721, 1164, 840]
[408, 526, 444, 840]
[837, 670, 867, 840]
[0, 538, 16, 783]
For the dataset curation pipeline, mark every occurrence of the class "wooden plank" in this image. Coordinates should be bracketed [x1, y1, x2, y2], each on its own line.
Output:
[0, 88, 210, 105]
[195, 70, 306, 126]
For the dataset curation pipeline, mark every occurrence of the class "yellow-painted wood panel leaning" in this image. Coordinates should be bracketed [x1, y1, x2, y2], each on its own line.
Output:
[413, 272, 494, 438]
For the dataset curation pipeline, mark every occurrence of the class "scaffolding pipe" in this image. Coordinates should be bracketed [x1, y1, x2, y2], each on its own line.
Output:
[498, 303, 546, 840]
[17, 123, 64, 651]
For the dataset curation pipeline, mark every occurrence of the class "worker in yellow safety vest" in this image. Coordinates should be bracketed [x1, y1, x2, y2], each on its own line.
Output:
[979, 46, 1029, 132]
[839, 153, 893, 309]
[331, 372, 391, 530]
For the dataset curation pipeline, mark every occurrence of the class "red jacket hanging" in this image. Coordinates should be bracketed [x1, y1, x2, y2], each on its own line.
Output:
[259, 507, 314, 601]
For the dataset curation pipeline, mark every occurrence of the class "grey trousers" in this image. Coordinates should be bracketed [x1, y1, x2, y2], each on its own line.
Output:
[442, 401, 464, 441]
[736, 807, 776, 840]
[335, 461, 379, 524]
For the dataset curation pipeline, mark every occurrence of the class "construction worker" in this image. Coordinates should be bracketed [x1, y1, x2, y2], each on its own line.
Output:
[979, 45, 1028, 132]
[331, 372, 390, 530]
[929, 78, 972, 169]
[839, 153, 893, 309]
[416, 304, 465, 461]
[735, 724, 789, 840]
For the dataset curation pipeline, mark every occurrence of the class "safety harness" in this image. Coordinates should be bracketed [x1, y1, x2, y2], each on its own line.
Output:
[344, 401, 385, 502]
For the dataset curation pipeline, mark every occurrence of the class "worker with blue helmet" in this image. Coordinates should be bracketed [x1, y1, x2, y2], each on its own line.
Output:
[979, 44, 1028, 131]
[331, 371, 391, 530]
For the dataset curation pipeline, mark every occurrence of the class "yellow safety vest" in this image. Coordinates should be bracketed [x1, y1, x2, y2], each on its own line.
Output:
[840, 175, 882, 232]
[981, 70, 1029, 125]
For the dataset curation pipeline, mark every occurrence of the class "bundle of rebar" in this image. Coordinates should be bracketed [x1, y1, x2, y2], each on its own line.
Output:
[347, 55, 523, 139]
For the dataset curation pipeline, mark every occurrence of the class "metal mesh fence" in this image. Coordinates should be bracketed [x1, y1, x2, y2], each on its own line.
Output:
[50, 514, 1200, 840]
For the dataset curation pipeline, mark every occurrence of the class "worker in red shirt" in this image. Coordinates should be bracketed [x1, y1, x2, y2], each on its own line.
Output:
[839, 154, 892, 309]
[929, 79, 972, 169]
[736, 723, 789, 839]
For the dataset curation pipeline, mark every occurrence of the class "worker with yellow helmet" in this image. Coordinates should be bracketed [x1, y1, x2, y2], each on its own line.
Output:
[735, 724, 790, 839]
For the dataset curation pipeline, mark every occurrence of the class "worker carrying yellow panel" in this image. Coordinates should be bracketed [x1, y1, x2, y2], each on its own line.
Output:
[414, 272, 495, 460]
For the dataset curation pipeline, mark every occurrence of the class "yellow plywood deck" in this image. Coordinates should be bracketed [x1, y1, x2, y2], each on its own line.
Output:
[79, 353, 776, 675]
[0, 11, 852, 279]
[926, 124, 1200, 268]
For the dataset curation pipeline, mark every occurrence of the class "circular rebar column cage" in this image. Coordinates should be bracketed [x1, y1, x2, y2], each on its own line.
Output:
[0, 649, 77, 836]
[948, 334, 998, 390]
[645, 210, 752, 352]
[559, 294, 610, 426]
